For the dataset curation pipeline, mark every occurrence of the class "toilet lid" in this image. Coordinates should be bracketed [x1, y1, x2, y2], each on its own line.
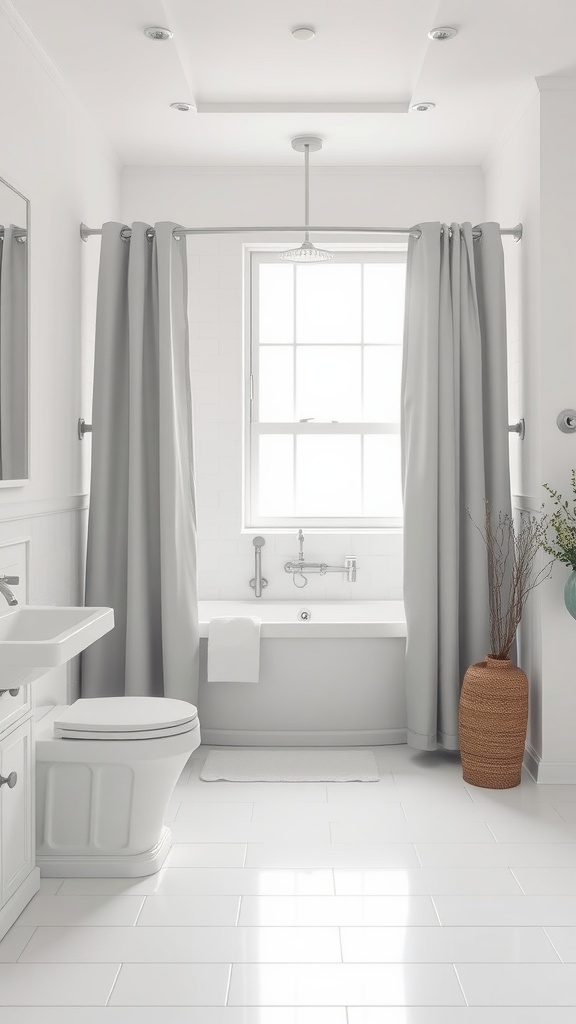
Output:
[53, 697, 199, 741]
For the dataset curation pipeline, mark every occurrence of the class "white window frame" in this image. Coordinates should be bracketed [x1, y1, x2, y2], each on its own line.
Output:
[243, 243, 407, 531]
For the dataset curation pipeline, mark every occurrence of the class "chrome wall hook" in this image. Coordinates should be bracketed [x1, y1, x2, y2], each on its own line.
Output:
[557, 410, 576, 434]
[508, 418, 525, 440]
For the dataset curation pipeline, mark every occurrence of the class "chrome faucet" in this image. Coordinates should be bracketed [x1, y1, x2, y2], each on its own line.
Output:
[285, 531, 357, 587]
[0, 576, 19, 606]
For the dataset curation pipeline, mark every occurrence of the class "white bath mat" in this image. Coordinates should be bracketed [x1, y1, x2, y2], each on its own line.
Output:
[200, 749, 380, 782]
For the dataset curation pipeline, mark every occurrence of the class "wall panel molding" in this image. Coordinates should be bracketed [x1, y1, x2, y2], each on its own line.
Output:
[0, 494, 88, 524]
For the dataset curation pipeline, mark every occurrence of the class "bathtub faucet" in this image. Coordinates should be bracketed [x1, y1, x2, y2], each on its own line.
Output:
[285, 530, 357, 587]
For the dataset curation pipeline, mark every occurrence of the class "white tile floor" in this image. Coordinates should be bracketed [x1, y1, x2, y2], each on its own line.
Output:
[2, 743, 576, 1020]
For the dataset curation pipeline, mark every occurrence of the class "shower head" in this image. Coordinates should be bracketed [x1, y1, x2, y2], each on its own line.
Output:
[279, 241, 333, 263]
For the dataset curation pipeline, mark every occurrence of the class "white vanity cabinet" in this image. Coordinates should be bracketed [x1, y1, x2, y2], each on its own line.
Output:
[0, 604, 113, 939]
[0, 687, 39, 940]
[0, 684, 31, 734]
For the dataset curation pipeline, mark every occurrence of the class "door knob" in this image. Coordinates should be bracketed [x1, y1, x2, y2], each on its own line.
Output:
[0, 689, 20, 697]
[0, 772, 17, 788]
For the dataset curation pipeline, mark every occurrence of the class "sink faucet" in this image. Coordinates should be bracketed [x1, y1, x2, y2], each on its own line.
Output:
[0, 576, 19, 606]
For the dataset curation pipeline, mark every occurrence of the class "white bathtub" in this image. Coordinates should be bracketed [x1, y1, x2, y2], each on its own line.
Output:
[197, 601, 407, 747]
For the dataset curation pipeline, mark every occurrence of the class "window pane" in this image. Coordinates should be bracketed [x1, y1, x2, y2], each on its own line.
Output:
[296, 435, 361, 517]
[296, 264, 361, 344]
[296, 346, 361, 422]
[258, 435, 294, 516]
[259, 347, 294, 421]
[363, 434, 403, 517]
[259, 263, 294, 344]
[364, 263, 406, 344]
[363, 346, 402, 422]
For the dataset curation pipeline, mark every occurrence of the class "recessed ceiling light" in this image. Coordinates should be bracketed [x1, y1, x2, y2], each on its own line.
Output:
[428, 26, 458, 41]
[292, 26, 315, 41]
[144, 26, 173, 41]
[170, 102, 194, 112]
[411, 101, 436, 112]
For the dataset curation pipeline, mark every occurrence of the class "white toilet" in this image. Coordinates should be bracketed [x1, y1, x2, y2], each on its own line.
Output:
[35, 696, 200, 877]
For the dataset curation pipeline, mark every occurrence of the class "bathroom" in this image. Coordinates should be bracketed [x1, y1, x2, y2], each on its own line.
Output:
[1, 0, 576, 1017]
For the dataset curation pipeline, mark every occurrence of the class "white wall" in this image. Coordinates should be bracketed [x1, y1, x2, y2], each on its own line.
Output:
[484, 92, 543, 757]
[485, 81, 576, 779]
[484, 94, 541, 502]
[122, 165, 484, 602]
[537, 85, 576, 774]
[0, 4, 120, 706]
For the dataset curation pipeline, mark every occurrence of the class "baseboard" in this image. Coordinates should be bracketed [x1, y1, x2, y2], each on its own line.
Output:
[524, 742, 576, 783]
[0, 868, 40, 942]
[200, 728, 408, 747]
[37, 827, 172, 877]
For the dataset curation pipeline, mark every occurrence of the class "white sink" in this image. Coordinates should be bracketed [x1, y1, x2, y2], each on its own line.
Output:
[0, 606, 114, 686]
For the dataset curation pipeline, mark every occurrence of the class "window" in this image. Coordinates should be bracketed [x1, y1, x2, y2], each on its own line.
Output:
[245, 248, 406, 529]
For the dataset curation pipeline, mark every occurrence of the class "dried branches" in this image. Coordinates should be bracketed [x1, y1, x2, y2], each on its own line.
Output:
[470, 502, 552, 660]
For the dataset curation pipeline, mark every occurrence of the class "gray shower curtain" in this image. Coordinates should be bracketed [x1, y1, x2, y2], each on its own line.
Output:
[82, 222, 199, 703]
[401, 222, 511, 750]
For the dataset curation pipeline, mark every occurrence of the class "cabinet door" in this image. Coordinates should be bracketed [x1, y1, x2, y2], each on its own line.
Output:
[0, 717, 33, 907]
[0, 686, 30, 734]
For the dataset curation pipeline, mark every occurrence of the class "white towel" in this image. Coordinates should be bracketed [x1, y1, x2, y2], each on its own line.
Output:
[207, 616, 261, 683]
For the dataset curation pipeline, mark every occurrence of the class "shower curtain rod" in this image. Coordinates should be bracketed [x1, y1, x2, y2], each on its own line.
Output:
[79, 222, 523, 243]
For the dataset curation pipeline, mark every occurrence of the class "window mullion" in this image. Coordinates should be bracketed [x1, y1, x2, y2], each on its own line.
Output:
[255, 422, 399, 434]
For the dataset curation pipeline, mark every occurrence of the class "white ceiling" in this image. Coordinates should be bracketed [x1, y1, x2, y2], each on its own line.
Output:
[11, 0, 576, 166]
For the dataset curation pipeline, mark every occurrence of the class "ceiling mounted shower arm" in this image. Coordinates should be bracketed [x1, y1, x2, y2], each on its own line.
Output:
[279, 137, 333, 262]
[304, 143, 310, 243]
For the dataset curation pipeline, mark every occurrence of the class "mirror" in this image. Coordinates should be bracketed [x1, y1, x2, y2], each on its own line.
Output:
[0, 176, 28, 483]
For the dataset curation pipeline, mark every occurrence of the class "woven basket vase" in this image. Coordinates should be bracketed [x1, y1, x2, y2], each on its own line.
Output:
[459, 656, 528, 789]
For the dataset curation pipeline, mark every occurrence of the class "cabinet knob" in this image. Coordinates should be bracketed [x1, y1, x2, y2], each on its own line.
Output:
[0, 688, 20, 697]
[0, 771, 17, 789]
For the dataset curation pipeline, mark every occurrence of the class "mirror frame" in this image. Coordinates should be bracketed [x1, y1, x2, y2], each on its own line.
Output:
[0, 174, 29, 487]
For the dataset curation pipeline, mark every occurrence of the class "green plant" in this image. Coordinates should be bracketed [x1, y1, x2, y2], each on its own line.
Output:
[543, 472, 576, 570]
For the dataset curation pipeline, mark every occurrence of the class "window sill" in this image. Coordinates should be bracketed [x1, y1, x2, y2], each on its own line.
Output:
[241, 527, 404, 536]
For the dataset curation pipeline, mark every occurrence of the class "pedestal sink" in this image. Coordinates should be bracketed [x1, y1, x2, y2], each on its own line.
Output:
[0, 606, 114, 687]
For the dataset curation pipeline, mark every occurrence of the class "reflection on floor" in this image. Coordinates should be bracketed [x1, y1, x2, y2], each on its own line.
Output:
[2, 743, 576, 1021]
